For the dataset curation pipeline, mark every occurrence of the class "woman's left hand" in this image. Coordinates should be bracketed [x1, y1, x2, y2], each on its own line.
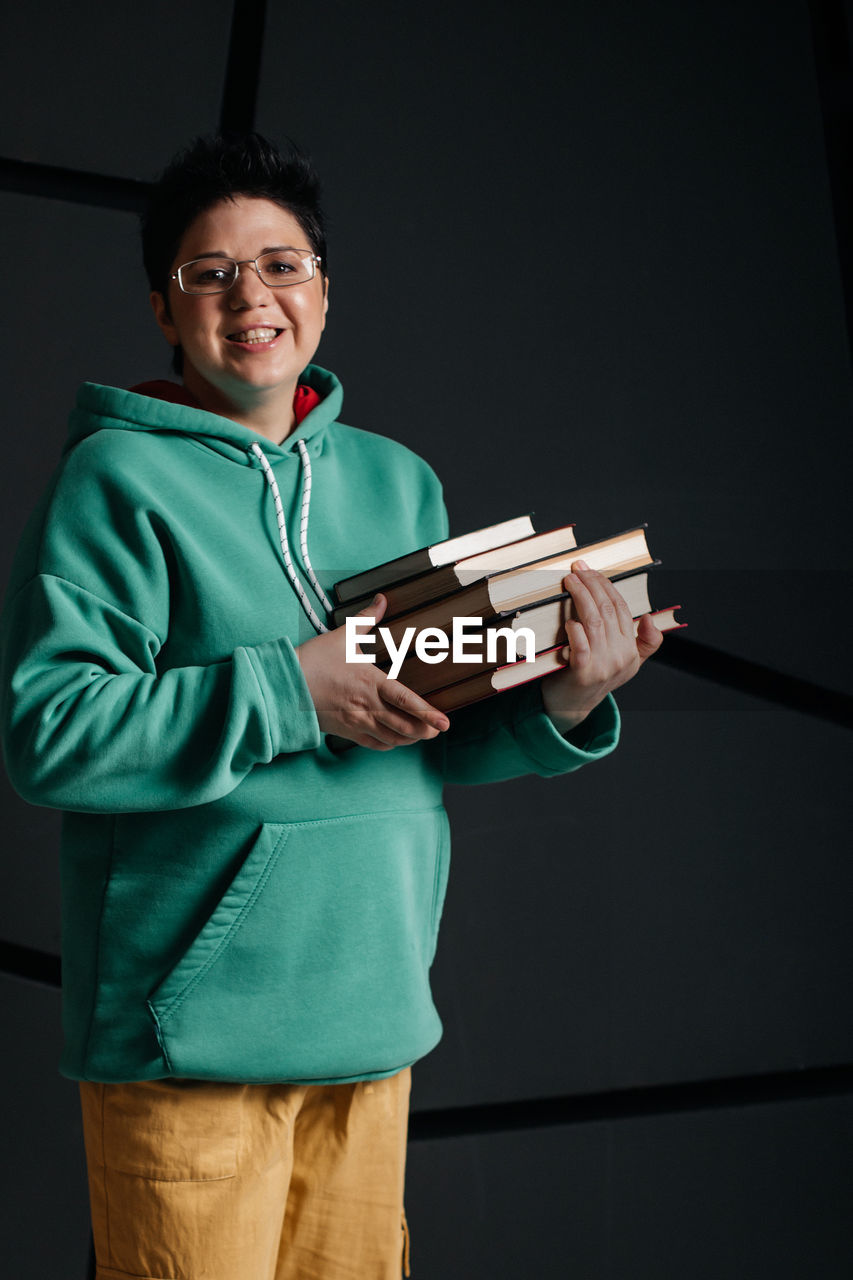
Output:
[540, 560, 663, 733]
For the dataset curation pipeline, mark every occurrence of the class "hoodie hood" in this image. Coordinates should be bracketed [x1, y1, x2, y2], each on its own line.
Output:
[65, 363, 344, 464]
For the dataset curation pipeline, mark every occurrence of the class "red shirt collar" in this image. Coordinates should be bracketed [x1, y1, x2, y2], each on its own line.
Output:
[128, 381, 322, 426]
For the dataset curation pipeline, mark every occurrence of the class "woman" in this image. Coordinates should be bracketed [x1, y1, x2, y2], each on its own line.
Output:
[0, 133, 659, 1279]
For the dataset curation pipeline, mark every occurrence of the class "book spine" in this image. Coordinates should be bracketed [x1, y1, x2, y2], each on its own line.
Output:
[427, 646, 568, 713]
[332, 552, 426, 604]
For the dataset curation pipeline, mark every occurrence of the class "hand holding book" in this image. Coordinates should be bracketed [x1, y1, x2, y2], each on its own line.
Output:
[538, 561, 664, 734]
[297, 594, 449, 751]
[328, 513, 684, 729]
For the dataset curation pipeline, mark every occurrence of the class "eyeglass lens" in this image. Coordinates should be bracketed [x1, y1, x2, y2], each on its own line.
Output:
[178, 249, 316, 294]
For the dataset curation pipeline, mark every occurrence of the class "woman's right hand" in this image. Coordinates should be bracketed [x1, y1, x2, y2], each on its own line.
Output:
[297, 595, 450, 750]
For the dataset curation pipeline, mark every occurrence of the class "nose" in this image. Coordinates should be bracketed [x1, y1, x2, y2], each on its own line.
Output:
[228, 260, 272, 309]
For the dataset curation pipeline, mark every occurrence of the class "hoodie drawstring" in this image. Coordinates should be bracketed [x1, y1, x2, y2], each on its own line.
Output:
[250, 441, 334, 635]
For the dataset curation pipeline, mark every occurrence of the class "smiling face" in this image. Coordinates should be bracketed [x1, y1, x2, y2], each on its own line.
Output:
[150, 195, 328, 438]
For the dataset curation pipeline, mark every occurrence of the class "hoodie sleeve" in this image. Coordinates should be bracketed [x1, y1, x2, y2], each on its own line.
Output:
[440, 681, 620, 785]
[0, 574, 321, 813]
[0, 576, 318, 814]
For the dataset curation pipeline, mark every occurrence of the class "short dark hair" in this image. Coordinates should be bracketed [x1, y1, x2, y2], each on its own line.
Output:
[141, 133, 327, 374]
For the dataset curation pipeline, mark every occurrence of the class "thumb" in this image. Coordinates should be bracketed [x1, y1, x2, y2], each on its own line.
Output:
[350, 594, 387, 657]
[636, 612, 664, 663]
[357, 592, 387, 623]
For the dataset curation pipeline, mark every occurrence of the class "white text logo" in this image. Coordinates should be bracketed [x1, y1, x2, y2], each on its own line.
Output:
[345, 616, 536, 679]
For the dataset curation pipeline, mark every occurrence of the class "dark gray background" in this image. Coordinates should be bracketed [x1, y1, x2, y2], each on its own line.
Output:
[1, 1, 851, 1276]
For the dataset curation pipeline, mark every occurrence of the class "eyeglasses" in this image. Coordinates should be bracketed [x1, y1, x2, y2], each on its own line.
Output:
[170, 248, 322, 295]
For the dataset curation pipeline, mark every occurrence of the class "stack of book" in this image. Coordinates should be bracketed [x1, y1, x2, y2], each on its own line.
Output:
[331, 514, 683, 712]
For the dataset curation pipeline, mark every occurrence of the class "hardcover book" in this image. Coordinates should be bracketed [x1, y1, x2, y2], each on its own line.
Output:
[332, 513, 536, 604]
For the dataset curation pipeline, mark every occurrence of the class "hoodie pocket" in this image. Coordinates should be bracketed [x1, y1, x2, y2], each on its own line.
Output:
[147, 808, 449, 1083]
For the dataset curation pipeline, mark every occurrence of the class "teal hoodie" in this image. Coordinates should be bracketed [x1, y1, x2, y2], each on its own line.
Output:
[0, 365, 620, 1084]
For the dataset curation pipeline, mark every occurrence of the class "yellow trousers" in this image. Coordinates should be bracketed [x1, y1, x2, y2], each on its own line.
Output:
[79, 1069, 411, 1280]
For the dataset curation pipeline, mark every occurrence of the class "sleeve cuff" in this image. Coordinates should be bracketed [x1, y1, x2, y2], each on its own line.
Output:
[512, 689, 621, 775]
[244, 636, 322, 756]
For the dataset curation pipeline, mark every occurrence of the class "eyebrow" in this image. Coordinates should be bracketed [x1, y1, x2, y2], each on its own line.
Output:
[186, 245, 301, 260]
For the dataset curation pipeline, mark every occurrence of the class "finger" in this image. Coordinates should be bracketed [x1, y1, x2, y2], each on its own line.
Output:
[347, 708, 428, 750]
[561, 567, 606, 642]
[379, 677, 450, 735]
[353, 732, 398, 752]
[555, 575, 595, 668]
[635, 613, 664, 663]
[561, 616, 591, 668]
[569, 562, 633, 637]
[576, 565, 635, 636]
[356, 593, 387, 621]
[351, 593, 386, 657]
[362, 726, 419, 749]
[371, 705, 437, 746]
[349, 679, 435, 747]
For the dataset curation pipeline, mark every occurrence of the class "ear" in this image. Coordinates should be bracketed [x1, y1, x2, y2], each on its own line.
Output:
[150, 291, 179, 346]
[321, 275, 330, 329]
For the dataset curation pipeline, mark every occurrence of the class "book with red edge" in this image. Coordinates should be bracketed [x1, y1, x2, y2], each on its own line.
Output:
[427, 645, 570, 712]
[368, 526, 654, 662]
[332, 513, 536, 605]
[425, 605, 685, 712]
[389, 569, 679, 696]
[331, 521, 579, 624]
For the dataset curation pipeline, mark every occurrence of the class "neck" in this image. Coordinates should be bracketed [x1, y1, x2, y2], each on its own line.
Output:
[182, 367, 297, 443]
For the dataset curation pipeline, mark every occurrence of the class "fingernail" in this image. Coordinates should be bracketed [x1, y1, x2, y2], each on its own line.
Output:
[573, 559, 589, 571]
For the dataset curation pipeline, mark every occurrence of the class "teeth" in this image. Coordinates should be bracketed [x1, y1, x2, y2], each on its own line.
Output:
[230, 327, 279, 344]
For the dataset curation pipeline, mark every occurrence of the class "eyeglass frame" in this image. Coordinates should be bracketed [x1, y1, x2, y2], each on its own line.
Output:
[169, 248, 323, 295]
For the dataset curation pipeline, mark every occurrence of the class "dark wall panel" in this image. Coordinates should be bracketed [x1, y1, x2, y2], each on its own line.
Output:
[413, 657, 853, 1109]
[0, 2, 232, 179]
[0, 976, 90, 1280]
[1, 193, 171, 561]
[0, 774, 61, 955]
[0, 195, 169, 951]
[405, 1094, 853, 1278]
[258, 0, 853, 691]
